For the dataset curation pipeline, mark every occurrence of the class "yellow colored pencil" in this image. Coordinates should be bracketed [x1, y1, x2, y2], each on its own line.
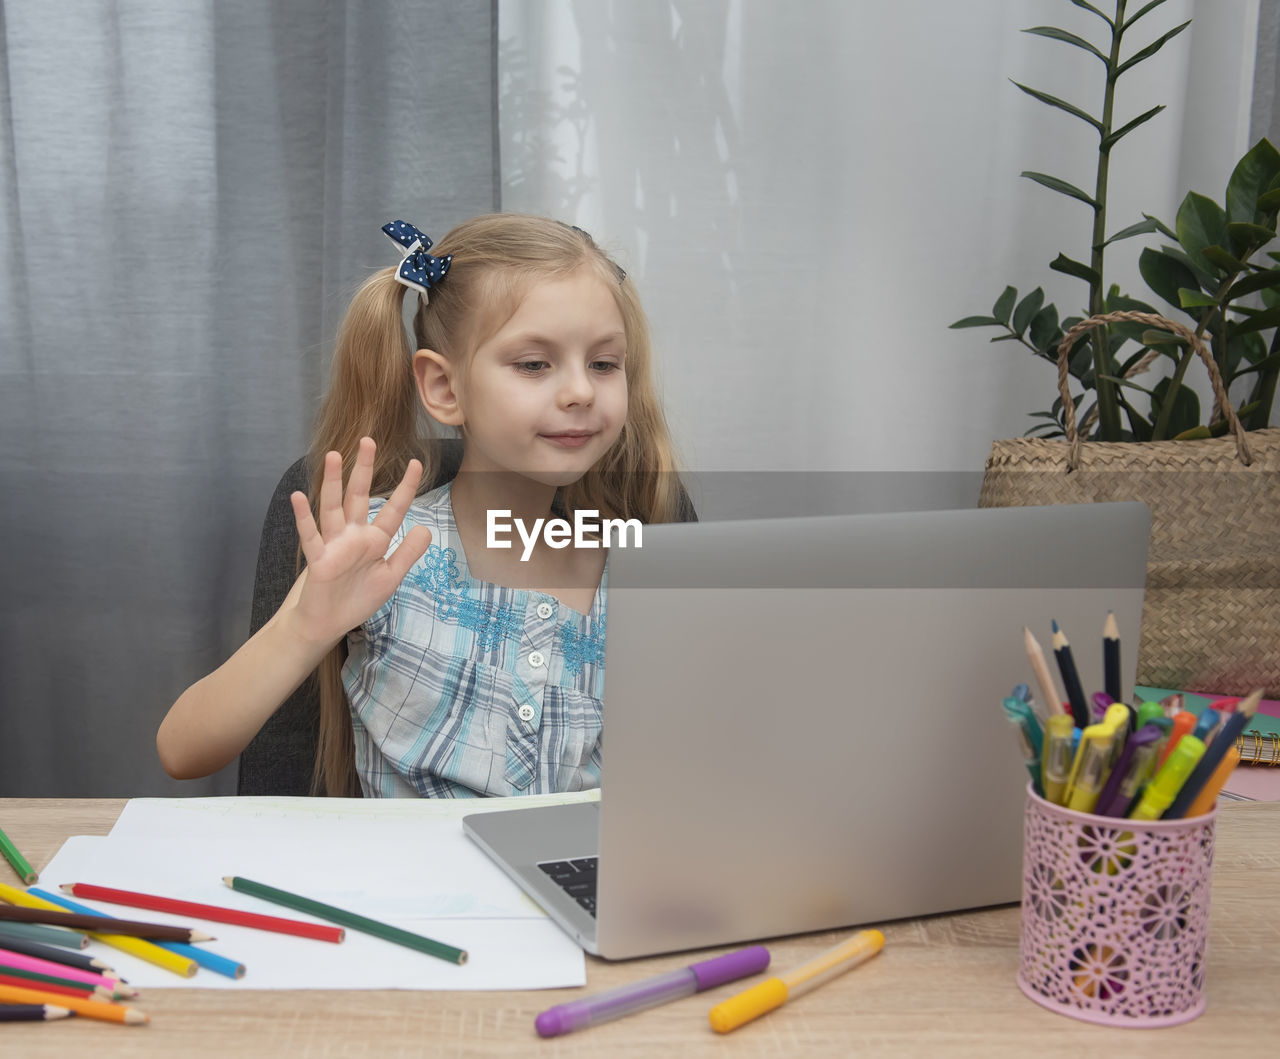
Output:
[0, 981, 148, 1025]
[0, 882, 196, 978]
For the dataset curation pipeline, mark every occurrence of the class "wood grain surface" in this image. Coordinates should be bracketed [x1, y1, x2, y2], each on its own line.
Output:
[0, 798, 1276, 1057]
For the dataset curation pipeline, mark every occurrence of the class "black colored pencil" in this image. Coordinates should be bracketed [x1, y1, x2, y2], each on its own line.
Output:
[1165, 690, 1262, 818]
[0, 934, 118, 975]
[1050, 620, 1089, 729]
[0, 904, 214, 943]
[1103, 611, 1121, 703]
[0, 1002, 73, 1022]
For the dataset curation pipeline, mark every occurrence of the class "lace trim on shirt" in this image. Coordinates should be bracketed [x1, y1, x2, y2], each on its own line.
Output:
[409, 544, 521, 653]
[559, 614, 606, 678]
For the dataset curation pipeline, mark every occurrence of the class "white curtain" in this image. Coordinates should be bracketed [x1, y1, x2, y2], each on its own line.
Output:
[0, 0, 498, 796]
[498, 0, 1260, 516]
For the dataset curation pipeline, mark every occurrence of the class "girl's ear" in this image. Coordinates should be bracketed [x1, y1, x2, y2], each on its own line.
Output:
[413, 349, 465, 426]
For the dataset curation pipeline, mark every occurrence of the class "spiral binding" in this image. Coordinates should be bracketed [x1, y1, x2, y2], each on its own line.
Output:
[1236, 729, 1280, 766]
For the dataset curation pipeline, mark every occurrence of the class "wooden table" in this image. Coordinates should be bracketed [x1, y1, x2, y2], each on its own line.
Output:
[1, 798, 1277, 1056]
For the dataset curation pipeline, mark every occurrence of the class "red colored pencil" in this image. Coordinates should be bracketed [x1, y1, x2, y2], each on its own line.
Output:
[61, 883, 345, 943]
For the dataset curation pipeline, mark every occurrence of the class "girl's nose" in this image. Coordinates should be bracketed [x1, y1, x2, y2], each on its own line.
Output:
[557, 365, 595, 408]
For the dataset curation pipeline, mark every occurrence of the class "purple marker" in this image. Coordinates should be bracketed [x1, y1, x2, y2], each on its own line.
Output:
[535, 945, 770, 1037]
[1094, 723, 1163, 817]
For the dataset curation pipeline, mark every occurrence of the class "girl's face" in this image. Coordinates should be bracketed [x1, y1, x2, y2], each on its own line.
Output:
[456, 268, 628, 487]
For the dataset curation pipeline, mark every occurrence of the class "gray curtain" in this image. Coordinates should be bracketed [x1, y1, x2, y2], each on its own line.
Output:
[0, 0, 498, 796]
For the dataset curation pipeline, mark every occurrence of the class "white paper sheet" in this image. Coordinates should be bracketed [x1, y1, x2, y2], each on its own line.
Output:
[35, 793, 597, 990]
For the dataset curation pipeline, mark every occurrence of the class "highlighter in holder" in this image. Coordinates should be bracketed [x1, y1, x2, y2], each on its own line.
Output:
[1018, 786, 1215, 1027]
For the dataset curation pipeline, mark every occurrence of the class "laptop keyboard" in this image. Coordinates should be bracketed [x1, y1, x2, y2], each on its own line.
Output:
[538, 857, 598, 917]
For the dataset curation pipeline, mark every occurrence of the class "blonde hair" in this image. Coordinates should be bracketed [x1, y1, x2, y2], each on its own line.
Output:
[306, 213, 684, 795]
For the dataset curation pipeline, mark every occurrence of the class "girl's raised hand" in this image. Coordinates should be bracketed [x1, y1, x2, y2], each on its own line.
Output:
[287, 437, 433, 645]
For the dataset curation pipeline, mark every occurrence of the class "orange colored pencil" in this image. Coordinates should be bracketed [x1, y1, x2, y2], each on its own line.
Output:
[0, 982, 148, 1025]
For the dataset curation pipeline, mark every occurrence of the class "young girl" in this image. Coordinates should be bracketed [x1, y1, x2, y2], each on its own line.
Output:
[157, 214, 686, 797]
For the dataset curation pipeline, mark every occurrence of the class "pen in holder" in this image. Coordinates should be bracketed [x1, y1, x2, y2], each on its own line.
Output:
[1017, 784, 1215, 1027]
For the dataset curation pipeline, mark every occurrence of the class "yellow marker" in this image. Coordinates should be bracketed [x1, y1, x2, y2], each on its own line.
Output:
[1040, 715, 1076, 805]
[1129, 735, 1206, 821]
[709, 929, 883, 1033]
[0, 881, 197, 978]
[1064, 714, 1122, 814]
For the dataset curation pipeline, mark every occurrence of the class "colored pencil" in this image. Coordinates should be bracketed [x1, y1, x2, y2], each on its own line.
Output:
[1102, 611, 1121, 703]
[1023, 626, 1065, 718]
[62, 882, 345, 943]
[0, 982, 148, 1025]
[0, 967, 117, 1001]
[0, 947, 132, 995]
[1050, 620, 1090, 729]
[0, 921, 88, 949]
[0, 883, 196, 978]
[0, 934, 115, 973]
[0, 1002, 73, 1022]
[224, 876, 467, 965]
[1185, 746, 1242, 818]
[1165, 690, 1263, 819]
[30, 888, 245, 980]
[0, 826, 37, 886]
[0, 902, 214, 942]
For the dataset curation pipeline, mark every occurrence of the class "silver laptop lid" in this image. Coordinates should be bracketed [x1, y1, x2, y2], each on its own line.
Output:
[591, 501, 1150, 957]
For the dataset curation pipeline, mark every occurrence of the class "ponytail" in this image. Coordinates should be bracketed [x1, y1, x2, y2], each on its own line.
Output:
[306, 268, 443, 796]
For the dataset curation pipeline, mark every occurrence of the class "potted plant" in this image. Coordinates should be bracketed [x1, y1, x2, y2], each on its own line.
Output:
[950, 0, 1280, 699]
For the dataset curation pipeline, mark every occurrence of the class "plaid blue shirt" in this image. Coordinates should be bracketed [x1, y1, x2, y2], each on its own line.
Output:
[342, 483, 607, 798]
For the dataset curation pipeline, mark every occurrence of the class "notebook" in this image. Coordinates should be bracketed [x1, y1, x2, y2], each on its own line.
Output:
[463, 501, 1152, 959]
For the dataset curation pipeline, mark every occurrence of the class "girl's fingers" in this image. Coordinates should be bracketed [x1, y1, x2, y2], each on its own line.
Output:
[344, 437, 376, 525]
[317, 450, 346, 540]
[386, 525, 433, 583]
[370, 458, 425, 536]
[290, 491, 325, 566]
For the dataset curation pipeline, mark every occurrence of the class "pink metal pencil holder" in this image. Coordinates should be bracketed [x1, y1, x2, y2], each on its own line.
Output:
[1017, 786, 1216, 1027]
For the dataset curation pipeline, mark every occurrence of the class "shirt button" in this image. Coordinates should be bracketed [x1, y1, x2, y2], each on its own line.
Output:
[517, 703, 536, 722]
[536, 601, 554, 620]
[528, 651, 546, 669]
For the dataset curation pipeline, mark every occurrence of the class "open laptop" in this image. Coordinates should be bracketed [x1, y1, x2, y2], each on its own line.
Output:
[463, 501, 1151, 959]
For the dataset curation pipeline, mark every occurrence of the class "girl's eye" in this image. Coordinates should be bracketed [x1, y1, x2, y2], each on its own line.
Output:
[516, 361, 549, 374]
[591, 360, 621, 373]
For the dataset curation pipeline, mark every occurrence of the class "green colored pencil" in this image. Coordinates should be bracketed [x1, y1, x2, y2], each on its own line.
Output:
[0, 921, 88, 950]
[0, 960, 124, 1000]
[0, 826, 37, 885]
[223, 876, 467, 965]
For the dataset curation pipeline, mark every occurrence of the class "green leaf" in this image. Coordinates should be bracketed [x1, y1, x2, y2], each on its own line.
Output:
[1102, 217, 1160, 247]
[1119, 397, 1154, 441]
[1233, 351, 1280, 376]
[1172, 425, 1213, 440]
[1258, 187, 1280, 212]
[1098, 374, 1157, 397]
[1177, 287, 1218, 309]
[1228, 304, 1280, 337]
[950, 315, 1002, 329]
[1161, 244, 1219, 291]
[989, 333, 1024, 343]
[1202, 245, 1249, 273]
[1225, 138, 1280, 223]
[1144, 213, 1178, 240]
[1012, 288, 1045, 336]
[1226, 267, 1280, 300]
[1022, 27, 1108, 63]
[1028, 303, 1061, 351]
[1049, 253, 1101, 286]
[1139, 247, 1201, 308]
[1010, 82, 1103, 133]
[1176, 192, 1228, 272]
[1116, 20, 1192, 77]
[1068, 0, 1114, 27]
[1101, 105, 1165, 151]
[1122, 0, 1171, 32]
[1022, 171, 1100, 209]
[1226, 221, 1277, 258]
[1150, 376, 1201, 438]
[992, 286, 1017, 326]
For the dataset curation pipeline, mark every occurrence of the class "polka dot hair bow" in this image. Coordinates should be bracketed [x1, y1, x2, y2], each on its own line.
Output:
[382, 219, 452, 295]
